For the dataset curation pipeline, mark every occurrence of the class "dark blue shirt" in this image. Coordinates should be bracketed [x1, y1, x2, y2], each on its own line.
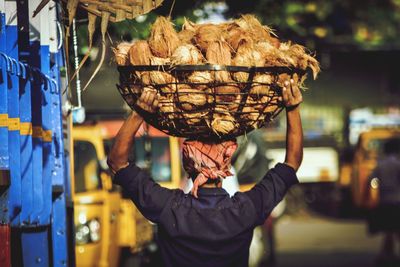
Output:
[114, 163, 298, 267]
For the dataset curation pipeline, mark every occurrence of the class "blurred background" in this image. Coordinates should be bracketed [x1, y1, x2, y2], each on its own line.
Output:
[68, 1, 400, 266]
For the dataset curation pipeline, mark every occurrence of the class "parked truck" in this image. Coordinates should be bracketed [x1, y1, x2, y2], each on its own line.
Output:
[0, 1, 73, 265]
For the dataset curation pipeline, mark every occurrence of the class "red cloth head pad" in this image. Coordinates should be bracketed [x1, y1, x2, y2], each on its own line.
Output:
[182, 140, 238, 197]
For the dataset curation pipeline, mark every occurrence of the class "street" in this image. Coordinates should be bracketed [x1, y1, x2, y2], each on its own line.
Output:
[272, 213, 382, 267]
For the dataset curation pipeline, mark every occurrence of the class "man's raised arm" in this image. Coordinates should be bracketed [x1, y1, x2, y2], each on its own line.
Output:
[243, 79, 303, 225]
[282, 79, 303, 171]
[107, 89, 159, 173]
[107, 89, 174, 223]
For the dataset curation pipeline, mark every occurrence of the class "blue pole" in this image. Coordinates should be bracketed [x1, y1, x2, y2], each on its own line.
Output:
[49, 2, 69, 266]
[28, 0, 44, 226]
[0, 1, 9, 172]
[17, 0, 34, 227]
[5, 0, 22, 227]
[37, 0, 53, 226]
[19, 1, 50, 266]
[0, 0, 10, 224]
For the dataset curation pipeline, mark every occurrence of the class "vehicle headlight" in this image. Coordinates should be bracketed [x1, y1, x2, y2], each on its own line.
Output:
[75, 225, 90, 245]
[88, 219, 101, 242]
[75, 218, 101, 245]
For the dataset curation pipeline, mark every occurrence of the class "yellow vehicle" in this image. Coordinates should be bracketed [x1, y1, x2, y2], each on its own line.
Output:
[72, 120, 181, 266]
[350, 128, 400, 209]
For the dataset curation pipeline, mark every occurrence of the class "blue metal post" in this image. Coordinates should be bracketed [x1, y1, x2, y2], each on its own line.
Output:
[37, 0, 53, 226]
[49, 2, 69, 266]
[0, 0, 9, 222]
[0, 0, 8, 172]
[17, 0, 34, 226]
[5, 0, 22, 226]
[19, 1, 50, 266]
[28, 0, 44, 226]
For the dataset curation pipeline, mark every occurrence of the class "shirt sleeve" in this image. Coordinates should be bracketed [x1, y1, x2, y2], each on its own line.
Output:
[244, 163, 299, 225]
[113, 164, 175, 223]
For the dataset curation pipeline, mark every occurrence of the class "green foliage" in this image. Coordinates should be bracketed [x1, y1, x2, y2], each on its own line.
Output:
[225, 0, 400, 49]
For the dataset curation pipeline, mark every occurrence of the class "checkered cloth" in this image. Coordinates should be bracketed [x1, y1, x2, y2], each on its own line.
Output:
[182, 140, 238, 198]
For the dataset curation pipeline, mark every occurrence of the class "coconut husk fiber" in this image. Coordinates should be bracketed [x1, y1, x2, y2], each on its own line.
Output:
[235, 14, 274, 43]
[149, 16, 180, 58]
[212, 106, 237, 135]
[178, 18, 197, 44]
[113, 42, 133, 66]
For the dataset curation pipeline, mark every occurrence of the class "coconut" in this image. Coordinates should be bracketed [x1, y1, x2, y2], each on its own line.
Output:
[211, 107, 237, 135]
[183, 111, 207, 125]
[215, 85, 240, 103]
[159, 95, 176, 120]
[171, 44, 203, 65]
[129, 40, 151, 65]
[193, 23, 224, 52]
[148, 16, 180, 58]
[149, 57, 175, 85]
[224, 23, 254, 52]
[241, 105, 260, 128]
[227, 95, 241, 113]
[206, 41, 232, 82]
[232, 42, 264, 82]
[128, 41, 153, 85]
[113, 42, 132, 65]
[187, 71, 212, 90]
[250, 74, 273, 97]
[235, 14, 273, 43]
[176, 85, 207, 111]
[178, 30, 195, 44]
[255, 42, 290, 67]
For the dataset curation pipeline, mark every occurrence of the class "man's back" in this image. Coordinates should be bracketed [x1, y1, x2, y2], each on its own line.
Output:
[114, 163, 298, 267]
[158, 188, 255, 267]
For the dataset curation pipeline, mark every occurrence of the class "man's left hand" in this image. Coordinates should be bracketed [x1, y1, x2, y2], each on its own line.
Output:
[282, 79, 303, 110]
[137, 87, 159, 113]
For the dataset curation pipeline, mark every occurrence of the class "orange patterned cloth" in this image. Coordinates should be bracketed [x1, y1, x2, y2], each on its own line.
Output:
[182, 139, 238, 198]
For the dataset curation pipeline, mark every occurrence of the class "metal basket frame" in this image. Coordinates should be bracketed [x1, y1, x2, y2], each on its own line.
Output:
[117, 64, 305, 140]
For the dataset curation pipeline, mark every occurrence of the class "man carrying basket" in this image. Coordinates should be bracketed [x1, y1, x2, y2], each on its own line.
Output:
[107, 79, 303, 267]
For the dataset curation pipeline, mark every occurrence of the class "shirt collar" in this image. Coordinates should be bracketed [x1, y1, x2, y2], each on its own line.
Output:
[197, 187, 230, 197]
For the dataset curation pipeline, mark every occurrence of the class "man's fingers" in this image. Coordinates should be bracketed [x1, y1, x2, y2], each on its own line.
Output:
[282, 86, 289, 103]
[143, 90, 151, 104]
[153, 98, 159, 108]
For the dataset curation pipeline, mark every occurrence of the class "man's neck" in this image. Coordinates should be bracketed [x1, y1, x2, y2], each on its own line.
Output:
[200, 182, 223, 189]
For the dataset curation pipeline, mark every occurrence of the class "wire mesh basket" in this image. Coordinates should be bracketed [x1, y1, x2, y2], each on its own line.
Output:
[117, 64, 305, 140]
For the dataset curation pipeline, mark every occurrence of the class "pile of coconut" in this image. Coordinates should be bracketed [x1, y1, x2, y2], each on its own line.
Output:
[114, 15, 320, 138]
